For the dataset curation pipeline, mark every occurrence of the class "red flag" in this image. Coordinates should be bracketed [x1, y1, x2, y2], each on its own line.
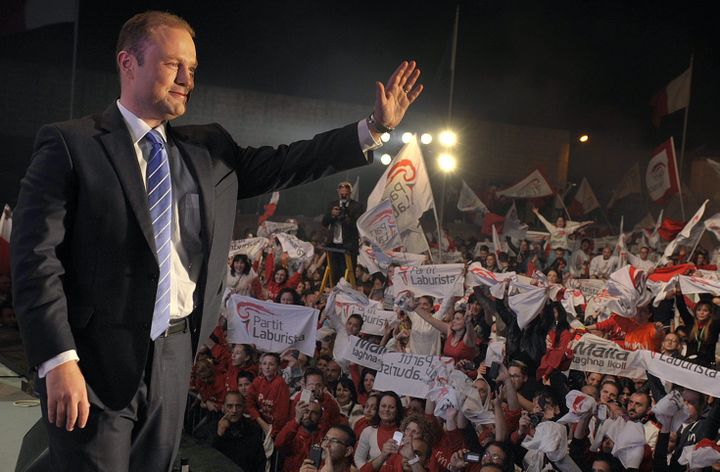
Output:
[257, 192, 280, 225]
[481, 212, 504, 237]
[650, 66, 692, 127]
[658, 217, 686, 241]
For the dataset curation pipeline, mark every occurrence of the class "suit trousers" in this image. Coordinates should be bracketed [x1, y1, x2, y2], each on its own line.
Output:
[38, 329, 193, 472]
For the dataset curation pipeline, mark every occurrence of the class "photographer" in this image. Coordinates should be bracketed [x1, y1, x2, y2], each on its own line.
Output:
[322, 181, 364, 284]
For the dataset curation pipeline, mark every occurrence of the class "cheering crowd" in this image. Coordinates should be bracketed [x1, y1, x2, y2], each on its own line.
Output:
[182, 200, 720, 472]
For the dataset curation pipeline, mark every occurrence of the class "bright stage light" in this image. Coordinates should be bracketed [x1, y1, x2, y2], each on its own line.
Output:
[578, 134, 589, 143]
[438, 130, 457, 147]
[380, 132, 391, 143]
[380, 153, 392, 165]
[420, 133, 433, 144]
[401, 132, 413, 144]
[437, 153, 457, 172]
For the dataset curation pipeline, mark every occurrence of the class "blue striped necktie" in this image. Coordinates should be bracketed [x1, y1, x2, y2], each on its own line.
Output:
[145, 130, 172, 340]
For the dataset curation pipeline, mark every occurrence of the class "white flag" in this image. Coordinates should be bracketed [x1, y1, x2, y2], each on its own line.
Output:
[275, 232, 314, 261]
[229, 237, 269, 260]
[226, 295, 318, 356]
[350, 176, 360, 201]
[660, 199, 708, 265]
[400, 224, 430, 254]
[502, 202, 528, 241]
[508, 281, 548, 330]
[392, 264, 465, 298]
[496, 169, 553, 199]
[703, 212, 720, 241]
[573, 177, 600, 214]
[457, 180, 488, 213]
[367, 136, 434, 231]
[259, 220, 298, 237]
[607, 163, 641, 208]
[357, 199, 401, 250]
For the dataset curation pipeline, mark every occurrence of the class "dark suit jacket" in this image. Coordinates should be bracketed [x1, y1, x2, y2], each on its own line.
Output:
[11, 103, 368, 409]
[321, 199, 364, 251]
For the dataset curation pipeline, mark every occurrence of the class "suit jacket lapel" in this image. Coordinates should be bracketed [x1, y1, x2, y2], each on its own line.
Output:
[170, 126, 215, 251]
[97, 104, 158, 259]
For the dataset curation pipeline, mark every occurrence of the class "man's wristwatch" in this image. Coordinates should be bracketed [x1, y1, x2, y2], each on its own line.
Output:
[407, 455, 420, 466]
[367, 112, 394, 134]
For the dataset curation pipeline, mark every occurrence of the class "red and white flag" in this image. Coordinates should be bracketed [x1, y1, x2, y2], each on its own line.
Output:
[570, 177, 600, 215]
[457, 180, 488, 213]
[704, 212, 720, 241]
[659, 199, 709, 265]
[356, 199, 401, 251]
[607, 163, 641, 208]
[257, 191, 280, 225]
[496, 169, 553, 199]
[367, 136, 434, 231]
[646, 138, 681, 204]
[650, 66, 692, 127]
[0, 205, 11, 276]
[502, 202, 528, 241]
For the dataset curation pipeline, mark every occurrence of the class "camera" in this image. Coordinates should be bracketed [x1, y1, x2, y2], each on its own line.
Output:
[464, 452, 481, 463]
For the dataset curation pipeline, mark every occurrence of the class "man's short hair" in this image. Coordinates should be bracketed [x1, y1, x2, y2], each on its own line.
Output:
[116, 11, 194, 66]
[509, 360, 528, 376]
[329, 423, 357, 448]
[237, 371, 255, 383]
[303, 367, 325, 383]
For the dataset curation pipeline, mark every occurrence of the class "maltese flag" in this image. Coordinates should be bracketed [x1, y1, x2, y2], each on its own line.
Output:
[646, 138, 681, 204]
[650, 66, 692, 127]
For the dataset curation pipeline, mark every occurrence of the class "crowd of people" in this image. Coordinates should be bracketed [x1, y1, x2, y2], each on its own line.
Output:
[183, 207, 720, 472]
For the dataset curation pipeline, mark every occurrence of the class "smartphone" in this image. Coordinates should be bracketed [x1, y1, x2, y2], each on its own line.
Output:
[300, 389, 312, 404]
[464, 452, 481, 463]
[392, 431, 404, 444]
[487, 361, 500, 381]
[597, 404, 608, 421]
[309, 444, 323, 468]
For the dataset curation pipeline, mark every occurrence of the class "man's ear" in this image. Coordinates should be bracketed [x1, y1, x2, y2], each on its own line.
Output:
[117, 50, 136, 78]
[345, 446, 354, 459]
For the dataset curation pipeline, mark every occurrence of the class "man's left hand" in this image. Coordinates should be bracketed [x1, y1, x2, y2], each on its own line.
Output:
[373, 61, 423, 131]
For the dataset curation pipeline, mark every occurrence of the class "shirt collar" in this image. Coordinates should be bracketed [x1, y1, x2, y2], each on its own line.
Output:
[115, 100, 168, 144]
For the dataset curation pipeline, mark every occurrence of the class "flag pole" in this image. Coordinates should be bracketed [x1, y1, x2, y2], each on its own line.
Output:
[555, 191, 571, 220]
[447, 4, 460, 124]
[68, 0, 80, 119]
[676, 53, 693, 220]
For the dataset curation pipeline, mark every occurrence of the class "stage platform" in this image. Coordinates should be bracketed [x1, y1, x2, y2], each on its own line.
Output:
[0, 328, 243, 472]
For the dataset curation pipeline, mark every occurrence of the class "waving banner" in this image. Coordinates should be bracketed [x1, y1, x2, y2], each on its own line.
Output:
[229, 237, 269, 260]
[259, 220, 298, 236]
[275, 232, 314, 261]
[496, 169, 553, 199]
[642, 351, 720, 398]
[367, 136, 434, 231]
[360, 301, 396, 336]
[226, 295, 318, 356]
[392, 263, 465, 298]
[374, 352, 454, 398]
[341, 335, 388, 370]
[571, 334, 646, 379]
[464, 262, 516, 298]
[357, 198, 401, 250]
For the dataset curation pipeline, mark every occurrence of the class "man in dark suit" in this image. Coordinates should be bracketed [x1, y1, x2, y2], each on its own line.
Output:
[322, 181, 364, 284]
[10, 10, 422, 471]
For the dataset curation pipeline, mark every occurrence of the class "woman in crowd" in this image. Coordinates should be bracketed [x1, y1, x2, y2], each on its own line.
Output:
[276, 286, 303, 305]
[353, 367, 376, 405]
[226, 253, 258, 296]
[354, 392, 380, 439]
[536, 302, 574, 382]
[676, 296, 720, 366]
[412, 297, 478, 363]
[336, 376, 364, 426]
[355, 391, 404, 467]
[264, 261, 303, 301]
